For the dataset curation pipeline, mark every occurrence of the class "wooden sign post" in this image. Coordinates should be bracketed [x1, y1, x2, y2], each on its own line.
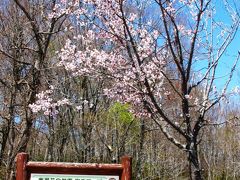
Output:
[16, 153, 132, 180]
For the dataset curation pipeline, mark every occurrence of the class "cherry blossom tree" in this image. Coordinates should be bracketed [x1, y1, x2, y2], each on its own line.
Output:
[30, 0, 240, 179]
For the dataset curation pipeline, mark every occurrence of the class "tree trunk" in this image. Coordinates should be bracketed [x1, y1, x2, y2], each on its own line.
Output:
[46, 116, 55, 162]
[188, 141, 203, 180]
[136, 118, 145, 179]
[0, 120, 11, 166]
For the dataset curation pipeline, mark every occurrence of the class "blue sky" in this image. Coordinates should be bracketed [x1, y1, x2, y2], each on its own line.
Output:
[213, 0, 240, 92]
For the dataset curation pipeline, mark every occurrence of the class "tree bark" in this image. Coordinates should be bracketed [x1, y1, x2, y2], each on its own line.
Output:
[188, 140, 203, 180]
[136, 118, 145, 179]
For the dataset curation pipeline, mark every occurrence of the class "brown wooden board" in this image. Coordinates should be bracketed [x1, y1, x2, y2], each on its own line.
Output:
[16, 153, 132, 180]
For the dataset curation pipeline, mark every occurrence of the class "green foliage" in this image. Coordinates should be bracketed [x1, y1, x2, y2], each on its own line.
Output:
[108, 102, 134, 124]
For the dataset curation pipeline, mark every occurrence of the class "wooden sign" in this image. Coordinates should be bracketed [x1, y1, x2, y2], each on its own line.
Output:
[16, 153, 132, 180]
[30, 174, 119, 180]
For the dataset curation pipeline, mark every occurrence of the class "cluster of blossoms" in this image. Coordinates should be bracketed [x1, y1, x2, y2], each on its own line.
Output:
[230, 86, 240, 96]
[162, 0, 199, 20]
[177, 24, 193, 36]
[29, 88, 94, 116]
[29, 90, 71, 116]
[48, 0, 81, 19]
